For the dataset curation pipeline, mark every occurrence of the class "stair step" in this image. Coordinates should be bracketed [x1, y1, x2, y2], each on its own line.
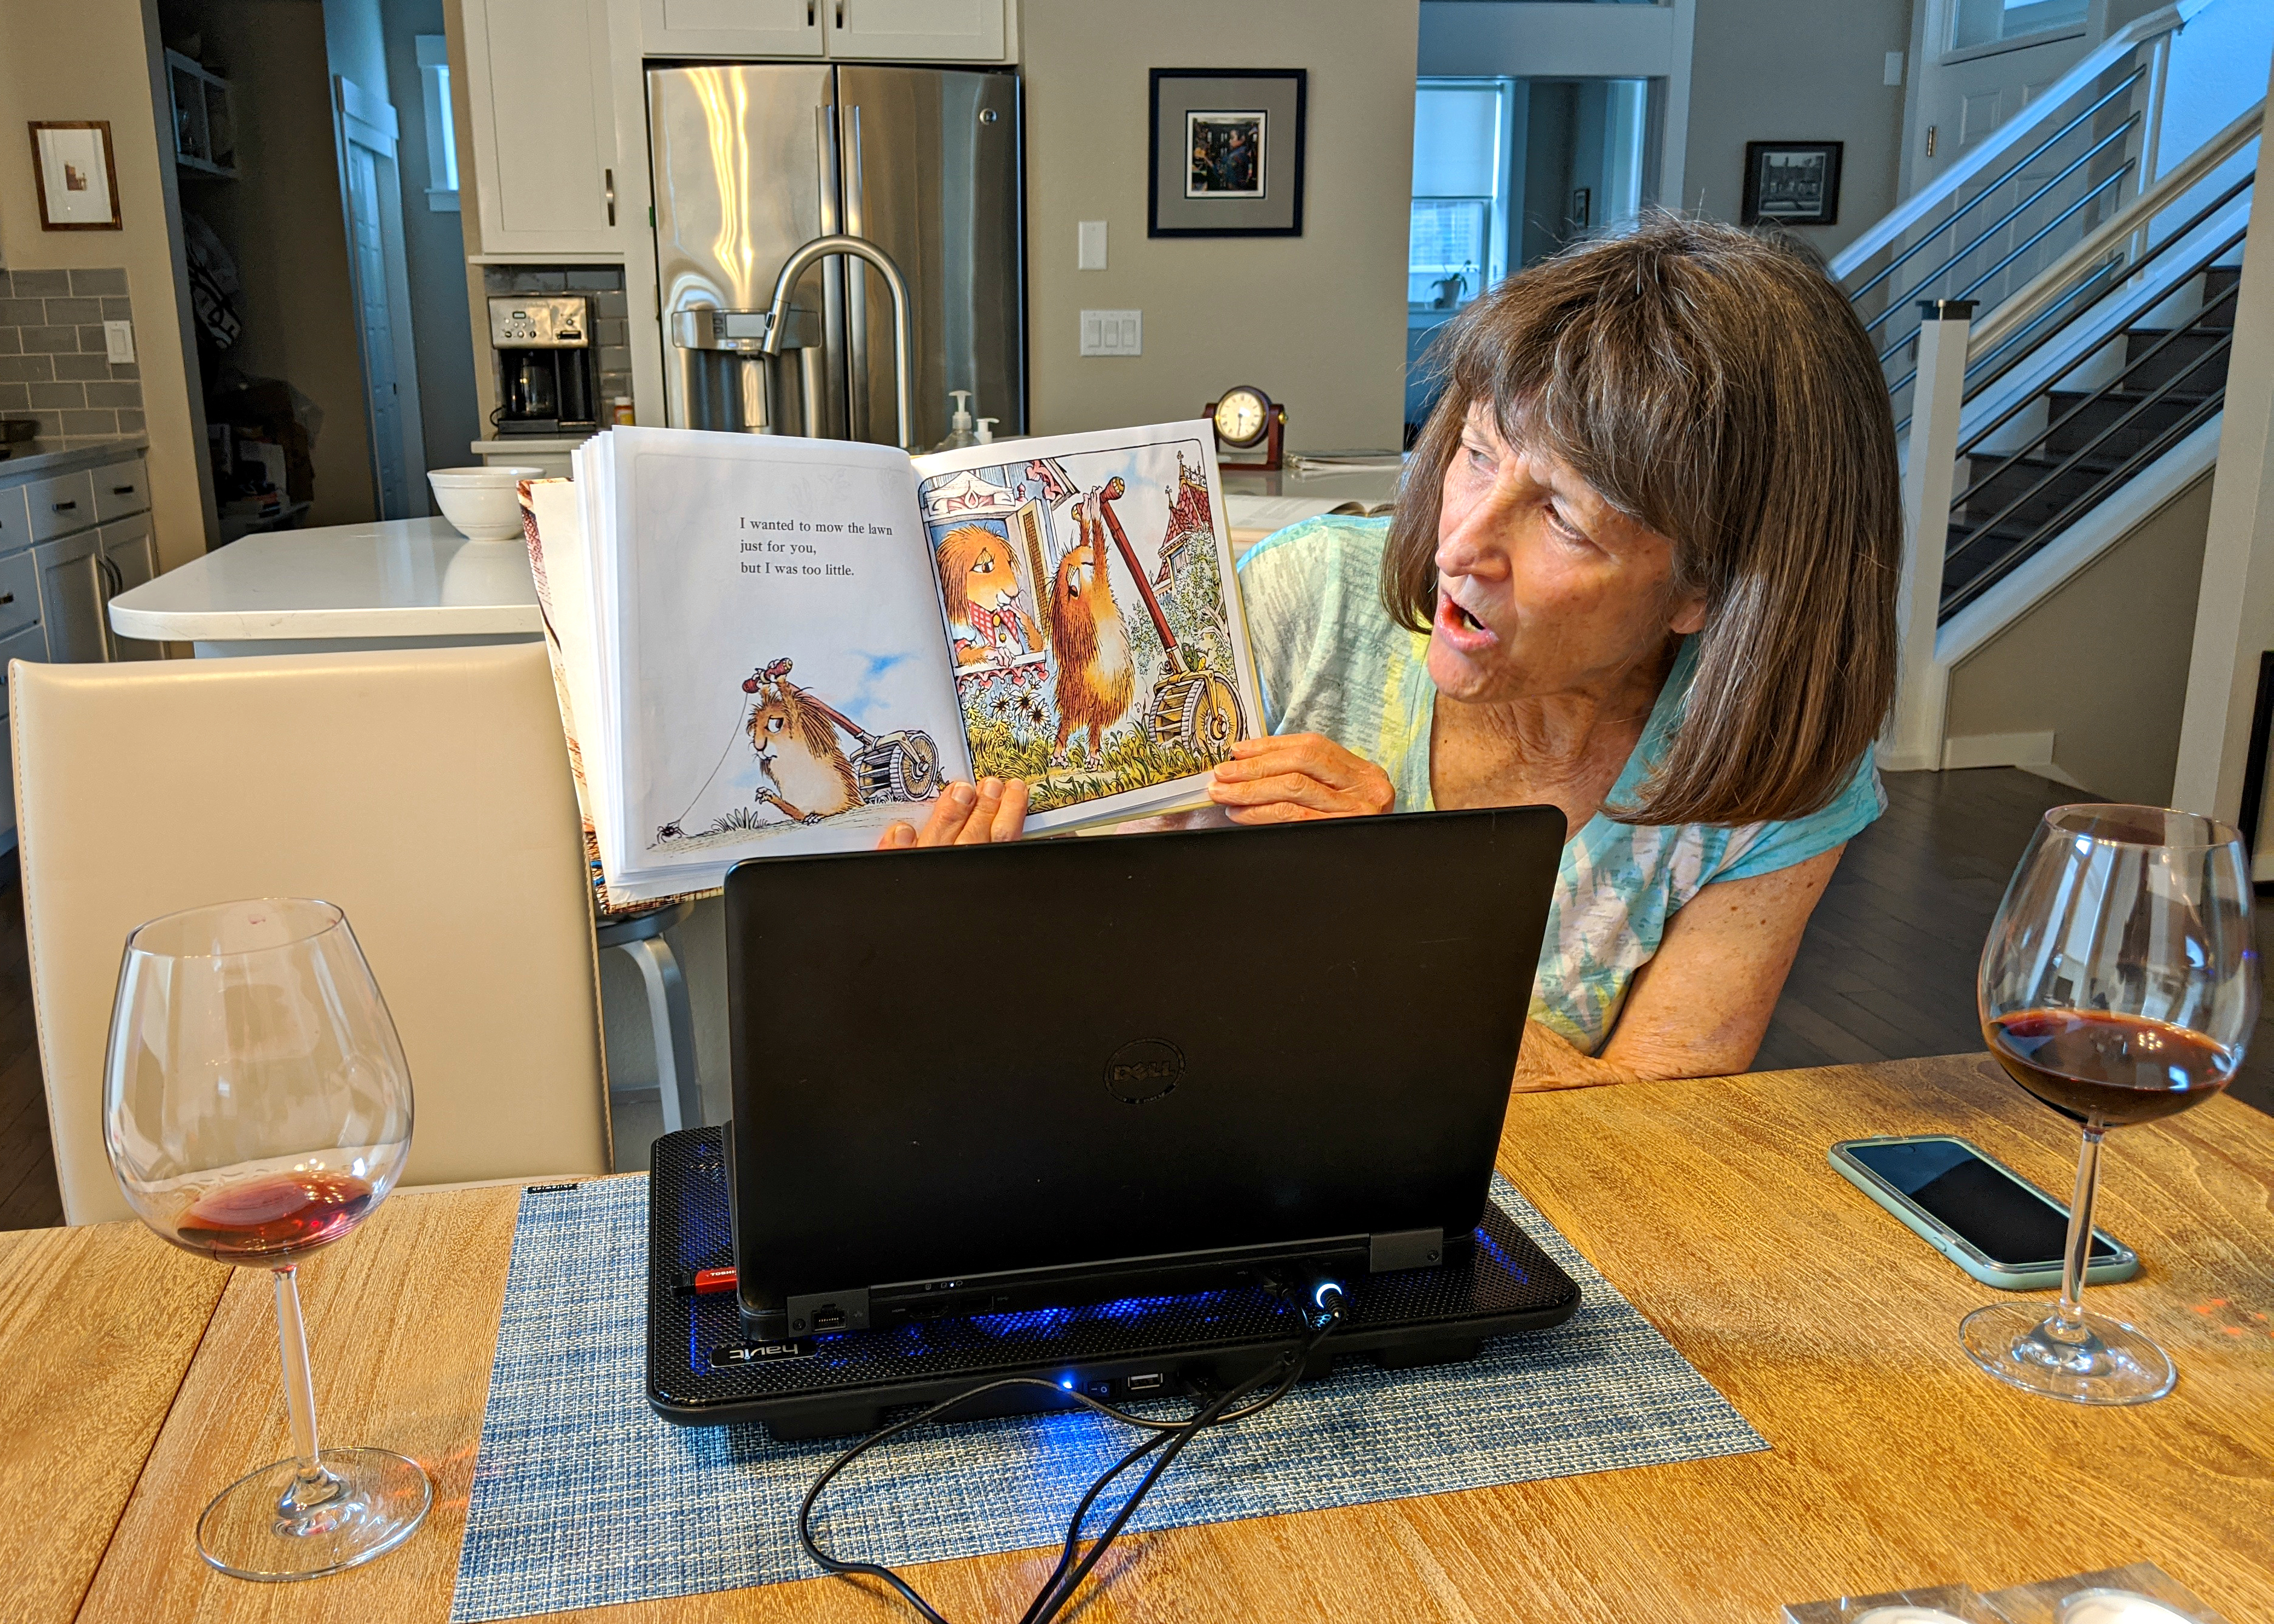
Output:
[2039, 389, 2223, 456]
[2114, 328, 2234, 389]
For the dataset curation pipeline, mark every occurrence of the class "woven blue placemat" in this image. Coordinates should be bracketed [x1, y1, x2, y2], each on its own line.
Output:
[450, 1175, 1765, 1621]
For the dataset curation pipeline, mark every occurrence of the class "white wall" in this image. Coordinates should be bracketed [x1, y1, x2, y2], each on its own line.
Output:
[383, 0, 479, 487]
[1682, 0, 1914, 256]
[0, 0, 213, 568]
[1020, 0, 1419, 449]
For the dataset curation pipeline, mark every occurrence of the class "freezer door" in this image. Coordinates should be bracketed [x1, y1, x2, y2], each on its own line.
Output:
[835, 66, 1024, 451]
[648, 63, 843, 435]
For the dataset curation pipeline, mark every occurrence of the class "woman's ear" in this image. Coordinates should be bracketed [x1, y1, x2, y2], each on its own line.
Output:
[1668, 591, 1709, 637]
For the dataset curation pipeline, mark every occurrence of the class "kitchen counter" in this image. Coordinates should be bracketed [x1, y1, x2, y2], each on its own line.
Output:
[108, 516, 542, 656]
[0, 433, 151, 480]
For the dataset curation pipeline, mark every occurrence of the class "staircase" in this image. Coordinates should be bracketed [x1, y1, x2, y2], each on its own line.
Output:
[1942, 264, 2237, 617]
[1822, 0, 2264, 772]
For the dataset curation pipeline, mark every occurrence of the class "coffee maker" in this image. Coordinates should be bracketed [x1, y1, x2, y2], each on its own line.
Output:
[488, 295, 598, 435]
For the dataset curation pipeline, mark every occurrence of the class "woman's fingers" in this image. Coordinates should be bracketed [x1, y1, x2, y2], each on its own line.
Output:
[878, 779, 1028, 850]
[988, 775, 1031, 841]
[1207, 769, 1353, 814]
[1210, 734, 1394, 820]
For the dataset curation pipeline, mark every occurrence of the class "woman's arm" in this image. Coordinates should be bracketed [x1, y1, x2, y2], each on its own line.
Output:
[1516, 844, 1845, 1090]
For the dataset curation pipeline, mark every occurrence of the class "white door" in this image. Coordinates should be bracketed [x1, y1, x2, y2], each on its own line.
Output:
[823, 0, 1005, 62]
[337, 77, 427, 522]
[640, 0, 822, 57]
[461, 0, 621, 253]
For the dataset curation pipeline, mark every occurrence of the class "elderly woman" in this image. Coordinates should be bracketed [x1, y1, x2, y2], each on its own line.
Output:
[893, 217, 1900, 1089]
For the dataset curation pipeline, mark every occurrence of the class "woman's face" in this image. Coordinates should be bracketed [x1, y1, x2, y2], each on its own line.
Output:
[1428, 402, 1707, 707]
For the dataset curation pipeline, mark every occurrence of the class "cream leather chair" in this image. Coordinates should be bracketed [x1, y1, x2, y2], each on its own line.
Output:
[11, 643, 612, 1224]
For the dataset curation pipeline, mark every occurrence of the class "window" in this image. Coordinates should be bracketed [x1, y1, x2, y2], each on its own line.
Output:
[1410, 79, 1514, 312]
[416, 35, 459, 212]
[1950, 0, 2090, 53]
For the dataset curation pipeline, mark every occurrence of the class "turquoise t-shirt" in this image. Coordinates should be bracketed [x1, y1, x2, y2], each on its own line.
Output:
[1235, 516, 1884, 1054]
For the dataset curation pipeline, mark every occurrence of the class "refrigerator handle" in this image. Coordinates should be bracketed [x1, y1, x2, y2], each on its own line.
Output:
[815, 102, 847, 440]
[844, 104, 872, 442]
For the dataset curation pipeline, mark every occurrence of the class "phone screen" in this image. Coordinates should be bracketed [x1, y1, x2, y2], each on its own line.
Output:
[1846, 1138, 2119, 1267]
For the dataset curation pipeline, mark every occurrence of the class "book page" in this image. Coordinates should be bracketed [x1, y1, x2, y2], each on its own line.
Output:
[600, 428, 972, 882]
[912, 421, 1264, 832]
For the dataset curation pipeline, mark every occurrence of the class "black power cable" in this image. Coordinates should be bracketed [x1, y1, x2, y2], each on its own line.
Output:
[797, 1281, 1349, 1623]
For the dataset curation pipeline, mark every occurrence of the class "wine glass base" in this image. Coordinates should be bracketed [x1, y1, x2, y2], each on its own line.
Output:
[196, 1446, 432, 1581]
[1960, 1302, 2176, 1406]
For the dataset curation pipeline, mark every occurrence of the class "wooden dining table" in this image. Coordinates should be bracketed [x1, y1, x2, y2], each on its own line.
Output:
[8, 1052, 2273, 1623]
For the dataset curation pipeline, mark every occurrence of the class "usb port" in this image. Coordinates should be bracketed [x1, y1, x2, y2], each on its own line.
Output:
[1126, 1373, 1164, 1393]
[812, 1308, 846, 1331]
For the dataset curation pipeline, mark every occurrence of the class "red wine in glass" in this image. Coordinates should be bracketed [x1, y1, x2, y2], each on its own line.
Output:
[103, 897, 427, 1580]
[1986, 1009, 2237, 1129]
[170, 1171, 380, 1265]
[1967, 804, 2256, 1406]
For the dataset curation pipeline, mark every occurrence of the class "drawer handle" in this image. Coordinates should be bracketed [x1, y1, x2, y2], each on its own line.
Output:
[0, 593, 13, 606]
[53, 500, 77, 512]
[112, 485, 135, 496]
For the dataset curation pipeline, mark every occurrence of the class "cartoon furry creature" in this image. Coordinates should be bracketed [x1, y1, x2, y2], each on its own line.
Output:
[743, 659, 860, 823]
[1046, 492, 1134, 766]
[937, 523, 1043, 668]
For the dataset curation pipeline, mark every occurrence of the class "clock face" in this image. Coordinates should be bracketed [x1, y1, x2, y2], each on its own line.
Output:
[1213, 387, 1270, 448]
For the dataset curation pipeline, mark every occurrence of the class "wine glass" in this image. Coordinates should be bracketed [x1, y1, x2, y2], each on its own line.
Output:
[103, 898, 431, 1579]
[1968, 806, 2256, 1405]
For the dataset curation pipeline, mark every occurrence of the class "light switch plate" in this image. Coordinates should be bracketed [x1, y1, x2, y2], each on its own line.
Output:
[1884, 50, 1905, 85]
[103, 319, 136, 364]
[1080, 309, 1141, 357]
[1077, 220, 1108, 270]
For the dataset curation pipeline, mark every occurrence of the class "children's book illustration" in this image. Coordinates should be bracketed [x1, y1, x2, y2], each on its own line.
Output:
[918, 435, 1249, 815]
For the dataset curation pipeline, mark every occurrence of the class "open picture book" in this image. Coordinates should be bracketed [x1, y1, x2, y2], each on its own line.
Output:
[520, 421, 1264, 908]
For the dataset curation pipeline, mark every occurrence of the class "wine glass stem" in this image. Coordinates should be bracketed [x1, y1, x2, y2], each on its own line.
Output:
[2049, 1124, 2106, 1344]
[271, 1266, 337, 1512]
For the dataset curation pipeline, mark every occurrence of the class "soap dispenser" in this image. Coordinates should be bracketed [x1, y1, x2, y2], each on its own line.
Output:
[975, 418, 997, 445]
[932, 390, 978, 451]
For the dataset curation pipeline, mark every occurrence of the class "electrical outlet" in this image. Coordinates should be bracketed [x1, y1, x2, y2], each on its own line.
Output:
[1080, 309, 1141, 357]
[1078, 220, 1107, 270]
[103, 319, 136, 364]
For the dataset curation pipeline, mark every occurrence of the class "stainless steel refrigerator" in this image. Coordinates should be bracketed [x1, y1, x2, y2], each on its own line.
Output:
[647, 63, 1023, 450]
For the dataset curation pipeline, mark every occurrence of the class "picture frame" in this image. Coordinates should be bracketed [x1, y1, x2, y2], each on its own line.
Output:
[1741, 141, 1842, 228]
[1149, 69, 1306, 238]
[28, 121, 122, 231]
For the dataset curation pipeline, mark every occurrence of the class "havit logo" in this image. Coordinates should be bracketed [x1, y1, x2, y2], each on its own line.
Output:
[1104, 1038, 1184, 1104]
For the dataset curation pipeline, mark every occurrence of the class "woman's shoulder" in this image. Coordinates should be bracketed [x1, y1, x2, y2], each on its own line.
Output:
[1235, 514, 1394, 598]
[1708, 751, 1887, 884]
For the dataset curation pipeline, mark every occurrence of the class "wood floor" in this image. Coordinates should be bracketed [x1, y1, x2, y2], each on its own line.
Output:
[1, 767, 2266, 1231]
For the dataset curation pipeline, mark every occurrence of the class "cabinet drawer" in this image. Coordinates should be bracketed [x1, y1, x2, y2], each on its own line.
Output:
[0, 619, 47, 716]
[92, 457, 150, 522]
[0, 549, 37, 641]
[0, 484, 28, 556]
[28, 470, 96, 542]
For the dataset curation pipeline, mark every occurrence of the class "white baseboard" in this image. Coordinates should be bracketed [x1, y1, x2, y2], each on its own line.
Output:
[1939, 730, 2091, 789]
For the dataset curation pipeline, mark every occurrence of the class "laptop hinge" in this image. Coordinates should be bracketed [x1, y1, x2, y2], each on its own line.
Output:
[1368, 1228, 1444, 1272]
[785, 1288, 872, 1336]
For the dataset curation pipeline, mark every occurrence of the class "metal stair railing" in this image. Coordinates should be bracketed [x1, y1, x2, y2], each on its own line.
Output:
[1878, 94, 2257, 773]
[1832, 1, 2209, 407]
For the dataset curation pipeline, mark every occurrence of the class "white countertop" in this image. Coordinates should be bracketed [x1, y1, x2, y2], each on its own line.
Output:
[109, 517, 542, 642]
[0, 434, 150, 482]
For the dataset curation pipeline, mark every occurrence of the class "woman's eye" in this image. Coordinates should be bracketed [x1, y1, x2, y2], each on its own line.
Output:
[1546, 503, 1588, 542]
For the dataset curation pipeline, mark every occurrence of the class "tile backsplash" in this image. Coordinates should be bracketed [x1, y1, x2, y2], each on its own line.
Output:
[481, 264, 631, 418]
[0, 268, 145, 452]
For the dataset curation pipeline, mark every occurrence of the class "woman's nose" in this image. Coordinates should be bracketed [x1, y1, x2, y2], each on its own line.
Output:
[1437, 491, 1515, 582]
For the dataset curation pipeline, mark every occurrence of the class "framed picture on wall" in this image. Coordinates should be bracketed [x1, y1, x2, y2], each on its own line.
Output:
[1741, 141, 1843, 227]
[1150, 69, 1306, 238]
[28, 121, 123, 230]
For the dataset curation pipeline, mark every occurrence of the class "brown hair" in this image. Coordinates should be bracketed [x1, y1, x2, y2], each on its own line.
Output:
[1387, 213, 1900, 826]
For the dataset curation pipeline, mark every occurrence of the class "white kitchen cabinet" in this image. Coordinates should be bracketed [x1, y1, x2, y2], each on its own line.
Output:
[99, 514, 161, 661]
[640, 0, 821, 56]
[824, 0, 1003, 60]
[461, 0, 622, 255]
[34, 533, 108, 665]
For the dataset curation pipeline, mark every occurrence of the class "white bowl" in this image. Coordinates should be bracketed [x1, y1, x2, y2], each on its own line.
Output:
[427, 468, 537, 540]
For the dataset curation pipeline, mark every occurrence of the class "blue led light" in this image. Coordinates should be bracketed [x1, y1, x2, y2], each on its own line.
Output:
[1311, 1279, 1346, 1309]
[1058, 1374, 1075, 1390]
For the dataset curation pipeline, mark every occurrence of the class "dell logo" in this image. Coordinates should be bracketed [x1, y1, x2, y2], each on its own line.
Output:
[1103, 1038, 1184, 1104]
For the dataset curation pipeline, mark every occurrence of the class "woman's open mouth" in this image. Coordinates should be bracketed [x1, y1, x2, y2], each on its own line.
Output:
[1434, 587, 1498, 652]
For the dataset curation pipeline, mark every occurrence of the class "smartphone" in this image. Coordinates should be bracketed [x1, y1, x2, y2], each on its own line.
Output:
[1829, 1134, 2139, 1290]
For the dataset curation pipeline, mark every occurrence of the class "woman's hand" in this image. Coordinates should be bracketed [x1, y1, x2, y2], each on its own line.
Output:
[878, 777, 1029, 849]
[1205, 734, 1396, 824]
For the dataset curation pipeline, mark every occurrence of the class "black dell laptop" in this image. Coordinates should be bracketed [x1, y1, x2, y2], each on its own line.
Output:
[716, 806, 1567, 1345]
